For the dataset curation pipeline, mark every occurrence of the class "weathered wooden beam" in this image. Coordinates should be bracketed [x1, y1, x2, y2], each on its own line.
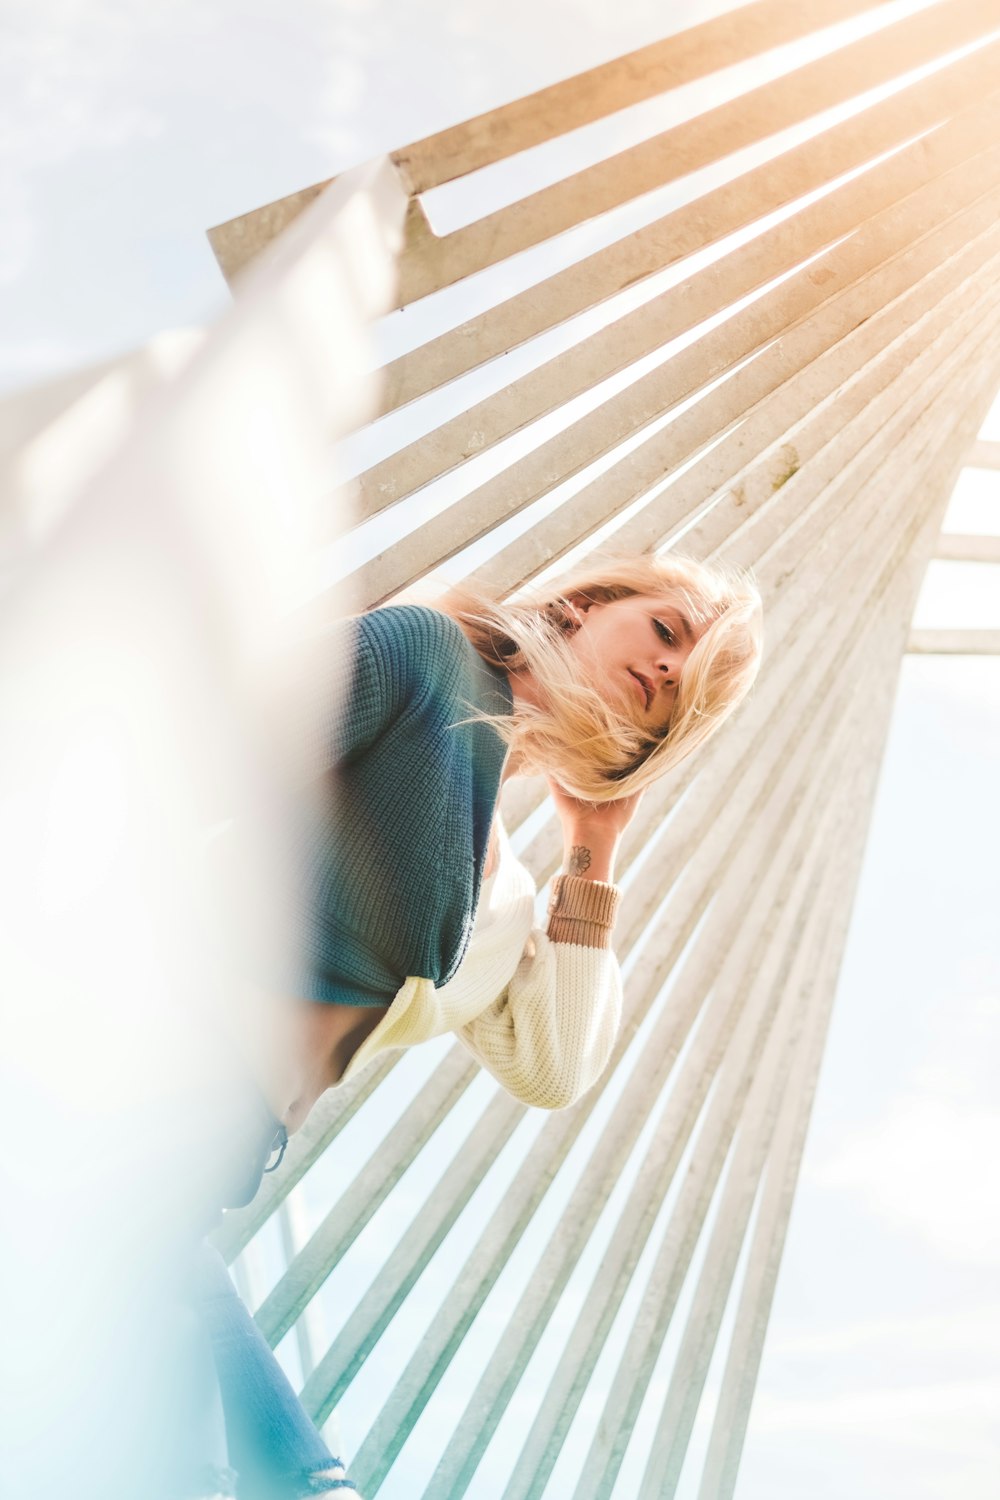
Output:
[381, 44, 1000, 414]
[207, 0, 998, 305]
[206, 0, 895, 283]
[337, 358, 1000, 1492]
[393, 0, 1000, 307]
[186, 11, 1000, 1497]
[473, 224, 1000, 593]
[907, 628, 1000, 653]
[393, 0, 891, 193]
[934, 533, 1000, 562]
[357, 103, 1000, 520]
[967, 438, 1000, 469]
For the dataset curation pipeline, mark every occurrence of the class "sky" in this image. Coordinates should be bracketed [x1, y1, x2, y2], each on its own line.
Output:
[0, 0, 738, 396]
[738, 483, 1000, 1499]
[3, 2, 999, 1496]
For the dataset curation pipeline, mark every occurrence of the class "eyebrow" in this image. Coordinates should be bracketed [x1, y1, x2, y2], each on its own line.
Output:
[662, 607, 695, 644]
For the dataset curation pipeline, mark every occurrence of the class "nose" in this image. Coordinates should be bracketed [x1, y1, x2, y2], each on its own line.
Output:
[655, 653, 675, 686]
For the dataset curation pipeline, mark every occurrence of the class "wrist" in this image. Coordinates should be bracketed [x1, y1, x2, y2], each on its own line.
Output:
[563, 832, 620, 883]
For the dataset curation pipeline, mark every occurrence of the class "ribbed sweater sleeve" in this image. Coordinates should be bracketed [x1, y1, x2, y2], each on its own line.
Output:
[341, 821, 622, 1109]
[457, 935, 622, 1109]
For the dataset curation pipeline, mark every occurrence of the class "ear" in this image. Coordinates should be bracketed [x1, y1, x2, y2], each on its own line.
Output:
[564, 591, 598, 628]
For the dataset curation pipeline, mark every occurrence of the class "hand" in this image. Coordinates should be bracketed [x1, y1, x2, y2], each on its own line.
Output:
[547, 778, 644, 838]
[547, 778, 644, 882]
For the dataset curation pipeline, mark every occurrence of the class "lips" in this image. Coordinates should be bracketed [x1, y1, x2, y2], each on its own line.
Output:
[629, 669, 653, 709]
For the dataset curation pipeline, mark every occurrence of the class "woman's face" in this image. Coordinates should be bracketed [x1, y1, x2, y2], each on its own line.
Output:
[565, 592, 705, 734]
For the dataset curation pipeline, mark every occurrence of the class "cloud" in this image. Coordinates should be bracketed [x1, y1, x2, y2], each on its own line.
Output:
[810, 994, 1000, 1265]
[898, 657, 1000, 764]
[0, 194, 39, 287]
[814, 1095, 1000, 1265]
[1, 2, 165, 168]
[745, 1378, 1000, 1500]
[769, 1302, 1000, 1360]
[752, 1377, 1000, 1446]
[0, 0, 165, 290]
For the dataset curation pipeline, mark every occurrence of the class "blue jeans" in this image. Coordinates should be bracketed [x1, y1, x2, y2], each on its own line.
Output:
[190, 1244, 350, 1499]
[3, 1061, 354, 1500]
[181, 1081, 356, 1500]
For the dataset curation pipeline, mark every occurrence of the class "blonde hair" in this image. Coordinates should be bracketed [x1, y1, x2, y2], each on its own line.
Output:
[440, 553, 762, 801]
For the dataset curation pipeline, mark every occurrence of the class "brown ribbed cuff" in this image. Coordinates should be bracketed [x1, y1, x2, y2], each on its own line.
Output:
[546, 875, 621, 949]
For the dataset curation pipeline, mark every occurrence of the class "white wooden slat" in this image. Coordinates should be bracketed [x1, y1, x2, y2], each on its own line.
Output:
[365, 396, 971, 1488]
[491, 378, 995, 1500]
[692, 386, 997, 1498]
[393, 0, 1000, 305]
[934, 534, 1000, 562]
[310, 499, 896, 1450]
[0, 336, 199, 490]
[217, 337, 971, 1266]
[422, 682, 871, 1498]
[205, 0, 901, 286]
[472, 211, 1000, 596]
[392, 0, 890, 193]
[299, 396, 953, 1464]
[572, 516, 964, 1499]
[351, 167, 1000, 607]
[499, 714, 867, 1500]
[359, 106, 1000, 520]
[967, 438, 1000, 467]
[254, 1044, 477, 1348]
[381, 43, 1000, 414]
[639, 503, 947, 1498]
[277, 1192, 321, 1380]
[907, 628, 1000, 653]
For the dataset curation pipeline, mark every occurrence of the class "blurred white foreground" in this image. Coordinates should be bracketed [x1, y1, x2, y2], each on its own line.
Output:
[0, 157, 405, 1500]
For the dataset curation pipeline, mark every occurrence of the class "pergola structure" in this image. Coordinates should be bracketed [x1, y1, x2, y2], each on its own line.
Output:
[4, 2, 999, 1497]
[201, 3, 1000, 1494]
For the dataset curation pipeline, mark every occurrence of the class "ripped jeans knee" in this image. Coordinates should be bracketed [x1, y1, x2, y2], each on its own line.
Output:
[187, 1243, 359, 1500]
[294, 1461, 359, 1496]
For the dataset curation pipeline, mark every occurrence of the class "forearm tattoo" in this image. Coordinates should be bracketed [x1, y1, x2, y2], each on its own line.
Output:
[567, 844, 592, 876]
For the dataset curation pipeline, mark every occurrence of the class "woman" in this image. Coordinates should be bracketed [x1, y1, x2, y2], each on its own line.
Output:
[270, 550, 762, 1121]
[197, 551, 762, 1500]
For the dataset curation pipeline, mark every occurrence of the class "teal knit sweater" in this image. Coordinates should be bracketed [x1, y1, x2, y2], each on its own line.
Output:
[298, 605, 513, 1006]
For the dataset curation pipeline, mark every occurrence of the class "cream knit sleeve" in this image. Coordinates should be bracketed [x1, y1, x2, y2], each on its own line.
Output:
[341, 820, 622, 1106]
[454, 820, 623, 1109]
[457, 929, 622, 1110]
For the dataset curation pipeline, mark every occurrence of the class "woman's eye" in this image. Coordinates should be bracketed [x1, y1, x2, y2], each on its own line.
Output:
[654, 619, 675, 646]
